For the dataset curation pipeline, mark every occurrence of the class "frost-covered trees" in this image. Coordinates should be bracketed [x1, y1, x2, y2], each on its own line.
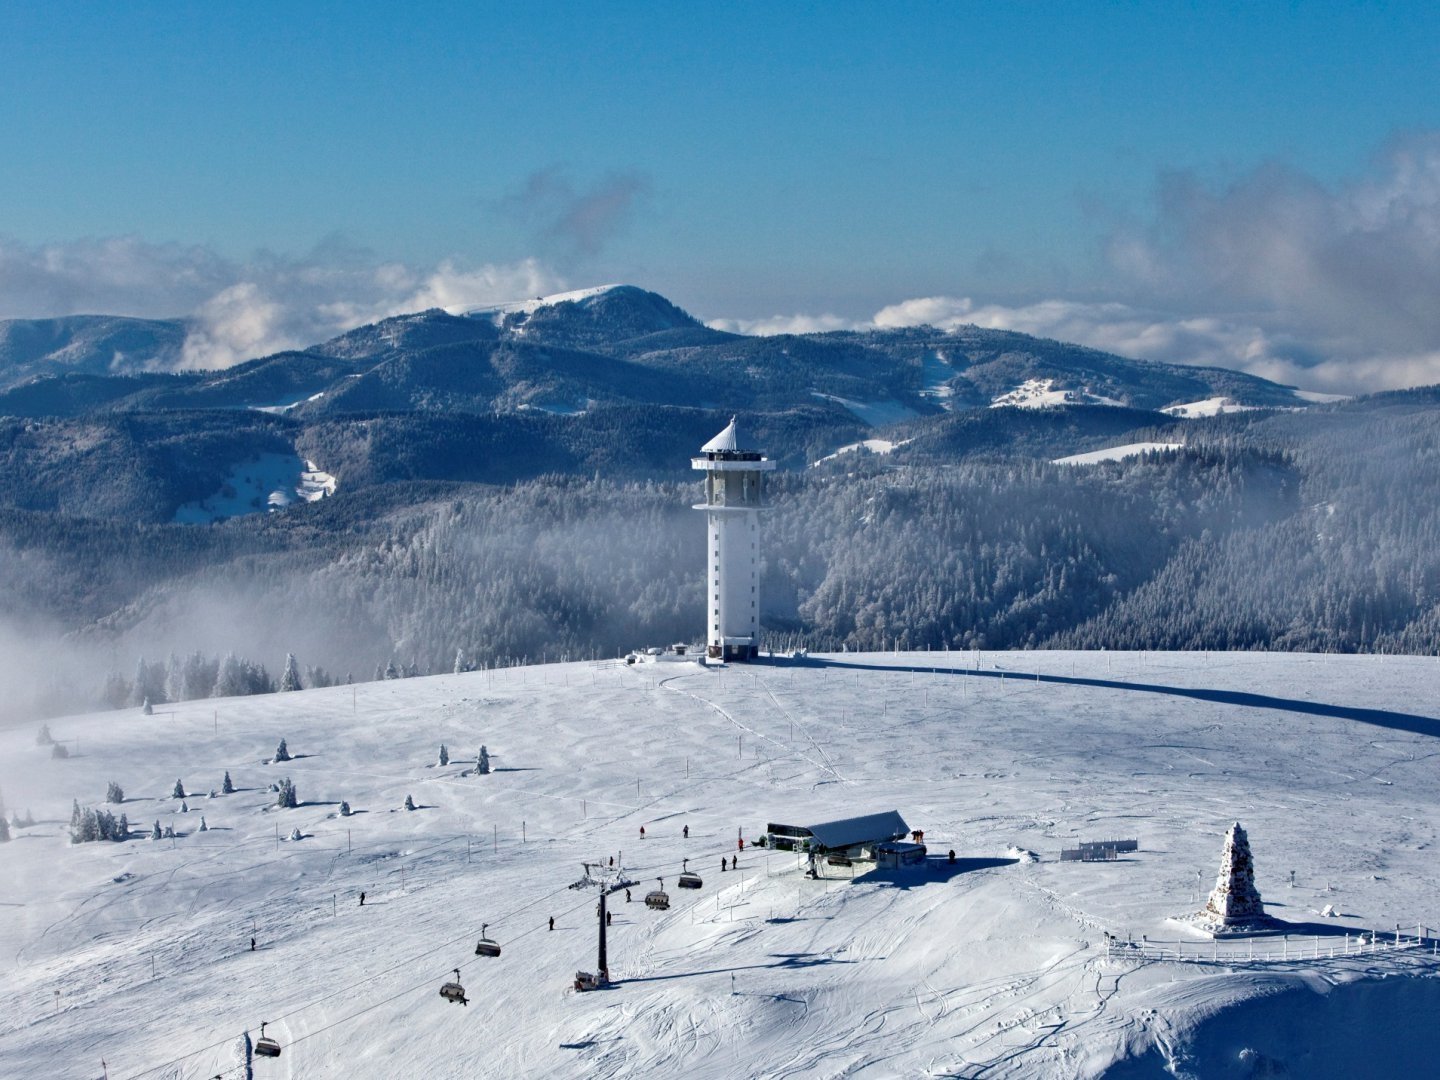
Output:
[150, 820, 162, 840]
[477, 745, 490, 774]
[279, 653, 303, 693]
[35, 723, 52, 746]
[199, 817, 208, 832]
[214, 653, 273, 697]
[102, 671, 130, 710]
[173, 779, 186, 799]
[403, 794, 416, 811]
[106, 781, 124, 804]
[438, 744, 449, 766]
[130, 657, 167, 708]
[276, 778, 298, 809]
[454, 647, 468, 674]
[339, 801, 351, 817]
[68, 803, 125, 843]
[383, 659, 400, 681]
[222, 770, 235, 794]
[0, 816, 9, 842]
[289, 827, 303, 841]
[273, 739, 291, 763]
[142, 698, 153, 715]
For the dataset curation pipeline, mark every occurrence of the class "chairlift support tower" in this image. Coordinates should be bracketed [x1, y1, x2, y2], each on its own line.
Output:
[693, 417, 775, 661]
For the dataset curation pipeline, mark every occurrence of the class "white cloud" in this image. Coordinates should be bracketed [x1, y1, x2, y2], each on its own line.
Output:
[706, 312, 859, 336]
[0, 235, 562, 371]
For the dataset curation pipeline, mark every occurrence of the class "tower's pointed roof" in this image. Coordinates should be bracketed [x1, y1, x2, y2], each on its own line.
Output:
[701, 416, 746, 453]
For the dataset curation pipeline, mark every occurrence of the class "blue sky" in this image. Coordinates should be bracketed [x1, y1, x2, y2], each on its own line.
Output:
[2, 3, 1439, 389]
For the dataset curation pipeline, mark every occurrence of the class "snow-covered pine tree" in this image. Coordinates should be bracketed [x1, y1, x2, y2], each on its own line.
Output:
[384, 659, 399, 680]
[173, 779, 186, 799]
[404, 794, 416, 811]
[150, 821, 162, 840]
[276, 778, 297, 809]
[0, 816, 9, 842]
[117, 813, 129, 839]
[454, 647, 468, 674]
[222, 770, 235, 794]
[273, 738, 291, 762]
[70, 799, 81, 831]
[373, 662, 385, 682]
[339, 801, 351, 817]
[163, 824, 174, 839]
[478, 745, 490, 774]
[199, 817, 208, 832]
[279, 653, 303, 692]
[289, 827, 302, 841]
[101, 671, 130, 710]
[142, 697, 153, 716]
[181, 801, 188, 813]
[438, 744, 449, 766]
[36, 723, 53, 746]
[106, 781, 124, 804]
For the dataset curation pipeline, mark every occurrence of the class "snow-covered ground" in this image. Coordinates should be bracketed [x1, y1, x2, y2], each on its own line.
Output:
[811, 438, 907, 466]
[173, 454, 336, 523]
[1160, 398, 1261, 419]
[4, 651, 1439, 1078]
[919, 351, 957, 409]
[810, 392, 919, 427]
[990, 379, 1124, 409]
[464, 285, 625, 324]
[1053, 442, 1185, 466]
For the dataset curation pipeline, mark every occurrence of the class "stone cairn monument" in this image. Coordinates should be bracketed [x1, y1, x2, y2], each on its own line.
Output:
[1181, 821, 1273, 935]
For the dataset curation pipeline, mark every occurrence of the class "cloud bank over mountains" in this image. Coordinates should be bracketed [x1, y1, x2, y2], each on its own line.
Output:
[716, 133, 1440, 395]
[3, 134, 1439, 393]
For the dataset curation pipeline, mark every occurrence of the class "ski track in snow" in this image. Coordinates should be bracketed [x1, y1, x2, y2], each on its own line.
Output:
[3, 652, 1440, 1077]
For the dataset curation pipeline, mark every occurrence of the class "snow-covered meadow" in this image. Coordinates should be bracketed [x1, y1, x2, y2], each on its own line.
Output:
[3, 650, 1439, 1078]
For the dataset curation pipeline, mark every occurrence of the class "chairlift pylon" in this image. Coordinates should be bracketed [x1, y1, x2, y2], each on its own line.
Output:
[440, 968, 469, 1005]
[678, 858, 702, 890]
[645, 877, 670, 910]
[475, 923, 501, 958]
[254, 1022, 282, 1058]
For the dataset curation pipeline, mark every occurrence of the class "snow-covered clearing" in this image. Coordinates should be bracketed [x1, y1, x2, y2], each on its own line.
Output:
[1161, 397, 1262, 419]
[173, 455, 336, 523]
[810, 392, 918, 427]
[811, 439, 907, 466]
[990, 379, 1124, 409]
[3, 651, 1439, 1078]
[1053, 442, 1185, 466]
[464, 285, 625, 324]
[919, 351, 957, 409]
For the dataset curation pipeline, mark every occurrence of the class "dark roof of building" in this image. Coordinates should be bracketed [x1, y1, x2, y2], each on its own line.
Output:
[805, 811, 909, 850]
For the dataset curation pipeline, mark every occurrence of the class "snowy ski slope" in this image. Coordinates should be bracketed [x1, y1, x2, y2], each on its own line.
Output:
[3, 651, 1439, 1078]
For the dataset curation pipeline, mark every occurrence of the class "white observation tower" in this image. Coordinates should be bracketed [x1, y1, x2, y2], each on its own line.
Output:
[693, 417, 775, 661]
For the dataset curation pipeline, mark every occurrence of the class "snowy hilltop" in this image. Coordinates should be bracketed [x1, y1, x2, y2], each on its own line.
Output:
[2, 650, 1439, 1077]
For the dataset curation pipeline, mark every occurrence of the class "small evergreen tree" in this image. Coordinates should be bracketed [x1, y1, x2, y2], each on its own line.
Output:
[150, 820, 162, 840]
[222, 770, 235, 794]
[181, 801, 189, 813]
[0, 816, 9, 842]
[383, 659, 399, 680]
[404, 794, 416, 811]
[117, 813, 129, 839]
[478, 745, 490, 774]
[101, 671, 131, 710]
[106, 781, 125, 804]
[273, 739, 291, 763]
[279, 653, 303, 692]
[289, 827, 303, 841]
[454, 647, 468, 674]
[173, 779, 186, 799]
[276, 777, 297, 809]
[163, 824, 175, 839]
[35, 723, 53, 746]
[339, 801, 351, 817]
[199, 817, 208, 832]
[142, 698, 153, 716]
[438, 744, 449, 766]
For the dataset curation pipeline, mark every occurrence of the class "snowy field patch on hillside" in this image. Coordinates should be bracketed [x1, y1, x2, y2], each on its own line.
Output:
[811, 438, 908, 466]
[810, 391, 918, 427]
[919, 350, 957, 408]
[174, 453, 336, 522]
[4, 651, 1440, 1078]
[1161, 396, 1264, 418]
[1053, 442, 1185, 466]
[464, 284, 625, 324]
[990, 378, 1124, 409]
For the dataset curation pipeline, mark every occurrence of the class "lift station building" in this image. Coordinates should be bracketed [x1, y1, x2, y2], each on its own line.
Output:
[764, 811, 910, 861]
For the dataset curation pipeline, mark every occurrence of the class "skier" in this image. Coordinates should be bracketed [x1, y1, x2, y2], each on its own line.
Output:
[608, 856, 614, 867]
[737, 837, 745, 851]
[625, 889, 631, 902]
[606, 911, 612, 927]
[721, 858, 727, 872]
[549, 916, 555, 931]
[948, 849, 956, 864]
[683, 825, 689, 839]
[731, 855, 738, 871]
[640, 825, 646, 840]
[359, 891, 366, 906]
[250, 937, 256, 952]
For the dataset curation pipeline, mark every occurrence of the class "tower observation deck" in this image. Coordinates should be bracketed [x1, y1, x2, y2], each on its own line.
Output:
[692, 417, 776, 661]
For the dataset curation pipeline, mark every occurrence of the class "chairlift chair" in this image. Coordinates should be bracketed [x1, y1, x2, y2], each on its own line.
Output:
[644, 878, 671, 910]
[439, 968, 469, 1005]
[475, 923, 502, 958]
[254, 1022, 282, 1058]
[677, 858, 702, 890]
